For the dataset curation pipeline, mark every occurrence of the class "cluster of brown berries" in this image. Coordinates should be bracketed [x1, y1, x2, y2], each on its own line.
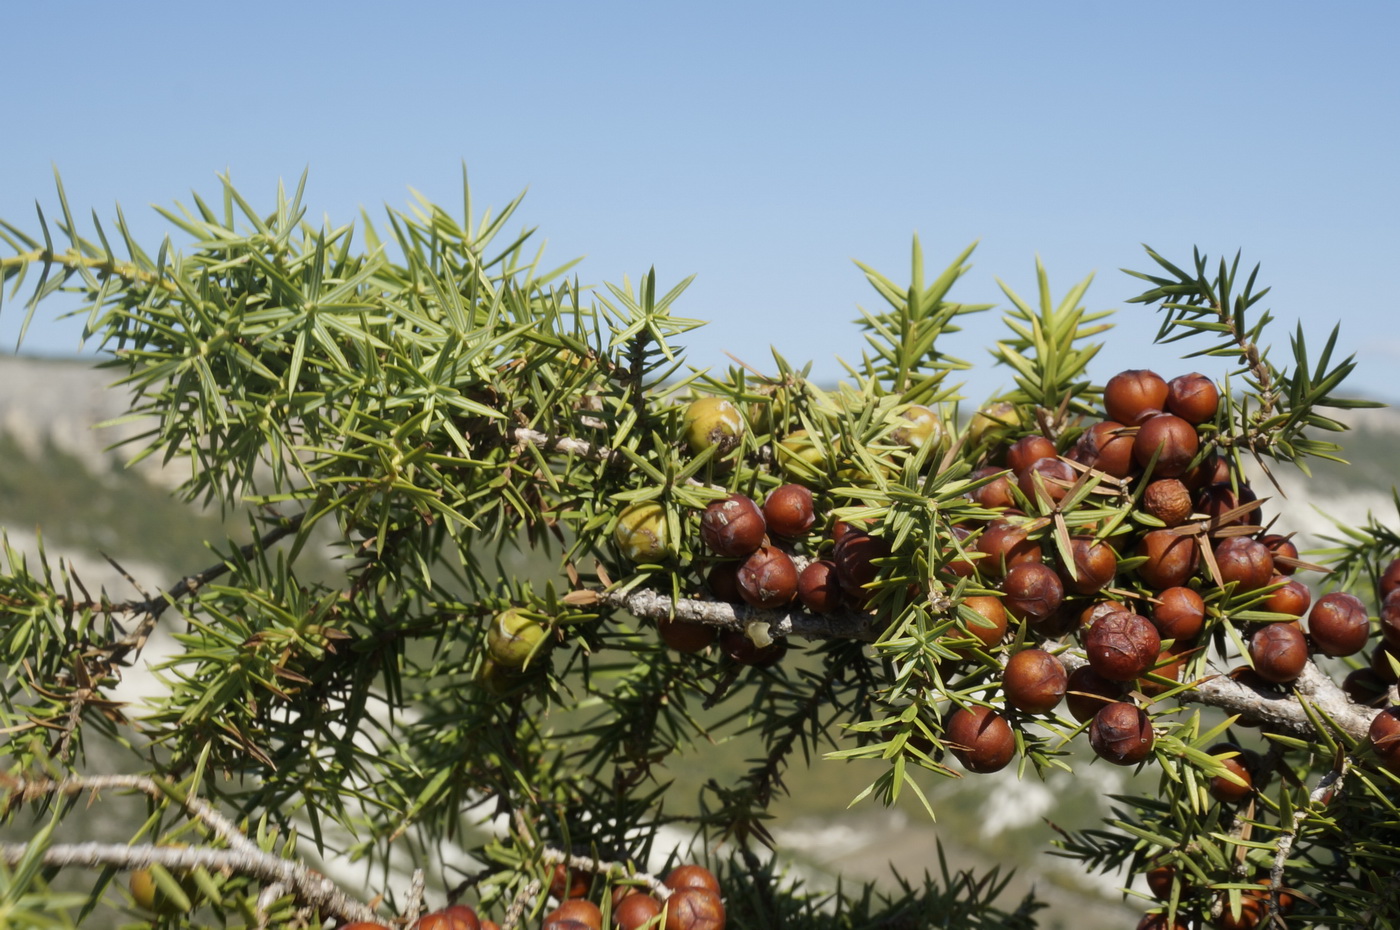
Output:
[543, 862, 725, 930]
[341, 903, 486, 930]
[338, 863, 724, 930]
[1363, 558, 1400, 772]
[608, 394, 947, 662]
[941, 368, 1390, 777]
[1137, 864, 1296, 929]
[652, 482, 890, 665]
[947, 369, 1400, 925]
[939, 369, 1233, 770]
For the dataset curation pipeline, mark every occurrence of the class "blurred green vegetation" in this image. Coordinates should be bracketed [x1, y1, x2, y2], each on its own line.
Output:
[1294, 413, 1399, 491]
[0, 433, 246, 574]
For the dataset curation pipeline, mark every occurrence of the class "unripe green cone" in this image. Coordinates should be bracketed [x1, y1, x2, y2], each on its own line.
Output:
[614, 501, 669, 563]
[478, 657, 527, 695]
[487, 608, 548, 668]
[129, 862, 200, 916]
[889, 404, 946, 452]
[683, 396, 745, 456]
[776, 430, 828, 483]
[967, 401, 1022, 448]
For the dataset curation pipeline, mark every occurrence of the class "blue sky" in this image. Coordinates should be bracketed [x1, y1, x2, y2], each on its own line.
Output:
[3, 1, 1397, 405]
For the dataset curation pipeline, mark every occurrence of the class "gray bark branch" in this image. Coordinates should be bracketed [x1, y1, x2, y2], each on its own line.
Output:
[609, 587, 1381, 741]
[2, 774, 379, 924]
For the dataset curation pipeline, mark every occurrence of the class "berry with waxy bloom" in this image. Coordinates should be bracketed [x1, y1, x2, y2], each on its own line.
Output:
[1089, 701, 1154, 765]
[1214, 536, 1275, 592]
[1165, 371, 1219, 424]
[1074, 420, 1136, 477]
[1084, 612, 1161, 681]
[1002, 648, 1067, 714]
[1310, 591, 1369, 657]
[700, 494, 766, 557]
[796, 559, 842, 613]
[944, 705, 1016, 773]
[736, 546, 797, 608]
[1133, 414, 1199, 477]
[1105, 369, 1169, 425]
[762, 484, 815, 537]
[1150, 586, 1205, 642]
[1250, 623, 1308, 683]
[1137, 530, 1199, 590]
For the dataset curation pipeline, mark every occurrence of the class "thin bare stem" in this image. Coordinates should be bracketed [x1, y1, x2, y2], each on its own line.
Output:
[2, 774, 379, 924]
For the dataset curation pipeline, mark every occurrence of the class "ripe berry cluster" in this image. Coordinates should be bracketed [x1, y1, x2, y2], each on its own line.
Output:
[927, 368, 1242, 772]
[944, 368, 1400, 927]
[609, 396, 937, 666]
[340, 904, 486, 930]
[1136, 866, 1297, 930]
[665, 484, 890, 665]
[571, 370, 1398, 928]
[541, 862, 725, 930]
[335, 863, 723, 930]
